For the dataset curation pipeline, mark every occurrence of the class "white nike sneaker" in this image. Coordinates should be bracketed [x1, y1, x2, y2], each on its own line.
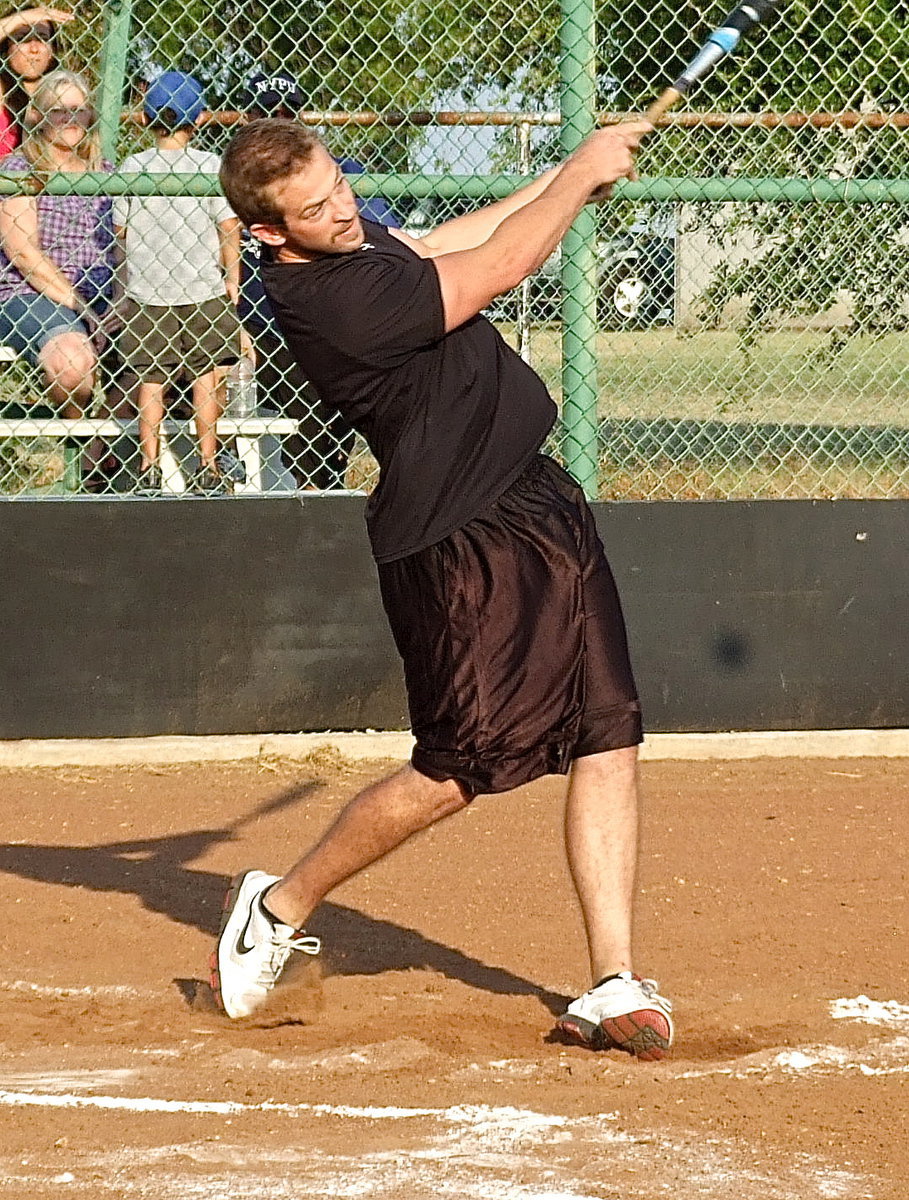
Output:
[210, 870, 321, 1019]
[556, 971, 674, 1060]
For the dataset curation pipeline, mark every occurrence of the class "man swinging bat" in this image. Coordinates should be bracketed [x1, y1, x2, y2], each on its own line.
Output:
[212, 116, 676, 1059]
[206, 0, 782, 1060]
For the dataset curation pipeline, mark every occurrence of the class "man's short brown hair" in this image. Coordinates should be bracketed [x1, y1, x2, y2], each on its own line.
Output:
[219, 119, 322, 227]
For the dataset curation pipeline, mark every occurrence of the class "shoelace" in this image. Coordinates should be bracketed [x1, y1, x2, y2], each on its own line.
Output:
[637, 976, 672, 1013]
[258, 931, 321, 986]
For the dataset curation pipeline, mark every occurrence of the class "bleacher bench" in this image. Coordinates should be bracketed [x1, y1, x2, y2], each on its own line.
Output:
[0, 342, 308, 493]
[0, 412, 301, 493]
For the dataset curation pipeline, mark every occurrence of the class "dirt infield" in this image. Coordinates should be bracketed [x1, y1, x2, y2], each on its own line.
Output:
[0, 754, 906, 1198]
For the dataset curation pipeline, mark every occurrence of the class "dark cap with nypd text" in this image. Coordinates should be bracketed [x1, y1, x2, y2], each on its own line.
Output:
[242, 71, 305, 116]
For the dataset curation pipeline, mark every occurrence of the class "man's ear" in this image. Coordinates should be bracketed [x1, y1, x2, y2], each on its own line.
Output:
[249, 223, 286, 247]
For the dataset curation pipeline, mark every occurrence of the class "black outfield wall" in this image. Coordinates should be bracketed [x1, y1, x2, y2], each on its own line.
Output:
[1, 497, 905, 739]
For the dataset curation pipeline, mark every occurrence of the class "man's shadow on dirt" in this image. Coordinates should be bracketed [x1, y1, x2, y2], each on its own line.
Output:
[0, 779, 566, 1014]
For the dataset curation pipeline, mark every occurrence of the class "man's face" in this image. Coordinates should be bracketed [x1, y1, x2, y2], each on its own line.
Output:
[254, 144, 364, 261]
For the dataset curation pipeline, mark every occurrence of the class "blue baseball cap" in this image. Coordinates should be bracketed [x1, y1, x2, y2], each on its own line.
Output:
[144, 71, 205, 127]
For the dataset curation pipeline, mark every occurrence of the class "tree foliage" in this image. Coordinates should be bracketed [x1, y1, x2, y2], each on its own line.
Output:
[56, 0, 909, 332]
[660, 0, 909, 336]
[599, 0, 909, 111]
[124, 0, 562, 108]
[101, 0, 561, 167]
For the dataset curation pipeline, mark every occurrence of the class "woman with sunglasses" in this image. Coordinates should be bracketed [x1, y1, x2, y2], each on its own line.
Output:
[0, 69, 115, 415]
[0, 6, 72, 154]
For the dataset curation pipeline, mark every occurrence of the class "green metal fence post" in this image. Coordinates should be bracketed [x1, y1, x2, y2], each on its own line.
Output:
[559, 0, 599, 496]
[97, 0, 134, 163]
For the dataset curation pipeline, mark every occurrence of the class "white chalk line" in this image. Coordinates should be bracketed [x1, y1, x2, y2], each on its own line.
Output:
[0, 1090, 593, 1128]
[830, 995, 909, 1027]
[1, 979, 154, 999]
[1, 986, 906, 1097]
[4, 1026, 908, 1117]
[0, 1089, 446, 1118]
[677, 1038, 909, 1081]
[0, 1069, 138, 1094]
[0, 1017, 888, 1200]
[0, 992, 898, 1199]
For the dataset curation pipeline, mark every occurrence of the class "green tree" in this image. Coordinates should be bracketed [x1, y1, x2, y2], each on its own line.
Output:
[612, 0, 909, 335]
[598, 0, 908, 112]
[115, 0, 562, 168]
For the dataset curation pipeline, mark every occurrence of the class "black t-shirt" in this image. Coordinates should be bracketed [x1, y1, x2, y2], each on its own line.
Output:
[261, 220, 557, 562]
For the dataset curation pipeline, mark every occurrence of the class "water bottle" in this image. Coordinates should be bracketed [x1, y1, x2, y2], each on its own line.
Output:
[226, 355, 257, 418]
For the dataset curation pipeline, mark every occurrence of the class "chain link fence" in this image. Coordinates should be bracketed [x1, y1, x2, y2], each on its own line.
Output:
[0, 0, 904, 499]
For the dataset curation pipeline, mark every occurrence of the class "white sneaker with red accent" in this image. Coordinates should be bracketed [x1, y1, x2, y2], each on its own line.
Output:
[556, 971, 674, 1060]
[210, 870, 320, 1019]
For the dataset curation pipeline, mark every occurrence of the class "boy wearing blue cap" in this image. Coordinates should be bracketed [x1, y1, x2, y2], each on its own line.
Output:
[113, 70, 243, 493]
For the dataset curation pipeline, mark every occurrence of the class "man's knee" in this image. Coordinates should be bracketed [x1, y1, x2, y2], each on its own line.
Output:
[404, 763, 473, 818]
[571, 743, 639, 779]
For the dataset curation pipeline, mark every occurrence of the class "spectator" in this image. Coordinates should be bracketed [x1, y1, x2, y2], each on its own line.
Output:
[239, 70, 401, 490]
[114, 70, 242, 494]
[0, 6, 71, 155]
[0, 69, 116, 415]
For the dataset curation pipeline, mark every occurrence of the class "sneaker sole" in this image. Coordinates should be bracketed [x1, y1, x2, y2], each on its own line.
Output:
[556, 1008, 672, 1061]
[208, 871, 251, 1016]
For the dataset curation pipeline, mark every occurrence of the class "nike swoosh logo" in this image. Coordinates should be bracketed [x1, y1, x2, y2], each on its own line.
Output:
[236, 908, 258, 955]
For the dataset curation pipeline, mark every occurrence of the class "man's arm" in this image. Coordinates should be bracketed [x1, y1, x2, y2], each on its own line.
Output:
[395, 166, 564, 257]
[402, 122, 650, 333]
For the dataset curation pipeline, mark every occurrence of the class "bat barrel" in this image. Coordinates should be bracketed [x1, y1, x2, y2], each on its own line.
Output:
[671, 0, 779, 93]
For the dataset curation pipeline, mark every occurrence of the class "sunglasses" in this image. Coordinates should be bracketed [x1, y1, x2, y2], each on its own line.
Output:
[9, 23, 55, 44]
[41, 106, 96, 129]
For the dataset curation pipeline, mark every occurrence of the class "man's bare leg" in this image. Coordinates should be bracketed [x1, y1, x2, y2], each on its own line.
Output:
[564, 745, 639, 983]
[259, 763, 470, 929]
[558, 744, 673, 1058]
[211, 764, 470, 1017]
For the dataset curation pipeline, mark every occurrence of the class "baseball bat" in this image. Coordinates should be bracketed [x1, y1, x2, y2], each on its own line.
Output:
[645, 0, 779, 122]
[590, 0, 779, 199]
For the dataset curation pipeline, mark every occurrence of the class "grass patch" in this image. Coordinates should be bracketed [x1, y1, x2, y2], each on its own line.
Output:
[500, 323, 909, 499]
[511, 325, 909, 428]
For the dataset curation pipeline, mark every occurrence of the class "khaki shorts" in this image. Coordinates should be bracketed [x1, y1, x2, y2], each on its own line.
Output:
[119, 296, 240, 382]
[377, 454, 642, 795]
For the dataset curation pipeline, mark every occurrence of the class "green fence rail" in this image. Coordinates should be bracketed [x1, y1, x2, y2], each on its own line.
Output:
[0, 173, 906, 202]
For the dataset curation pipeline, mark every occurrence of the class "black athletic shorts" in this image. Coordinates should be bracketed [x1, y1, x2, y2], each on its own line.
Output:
[377, 454, 642, 795]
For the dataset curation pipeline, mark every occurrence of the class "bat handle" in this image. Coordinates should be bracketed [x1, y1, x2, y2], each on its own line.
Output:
[645, 86, 683, 123]
[588, 85, 683, 202]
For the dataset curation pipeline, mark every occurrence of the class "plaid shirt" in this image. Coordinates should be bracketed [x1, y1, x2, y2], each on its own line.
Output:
[0, 155, 115, 306]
